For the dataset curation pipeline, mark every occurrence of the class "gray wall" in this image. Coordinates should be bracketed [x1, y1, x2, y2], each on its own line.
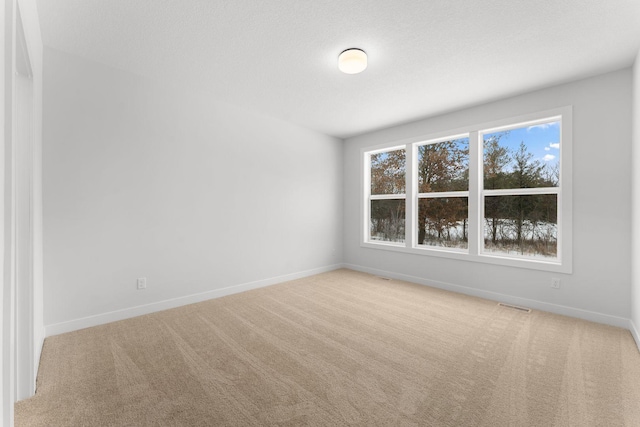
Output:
[344, 68, 633, 325]
[43, 48, 343, 332]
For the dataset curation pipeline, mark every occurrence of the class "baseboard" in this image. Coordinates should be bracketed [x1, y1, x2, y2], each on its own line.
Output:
[344, 263, 631, 330]
[45, 264, 344, 337]
[630, 319, 640, 352]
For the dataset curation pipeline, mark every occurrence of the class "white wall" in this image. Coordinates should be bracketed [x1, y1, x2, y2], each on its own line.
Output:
[344, 68, 633, 326]
[2, 0, 43, 421]
[632, 51, 640, 347]
[43, 48, 343, 334]
[1, 2, 10, 423]
[16, 0, 43, 400]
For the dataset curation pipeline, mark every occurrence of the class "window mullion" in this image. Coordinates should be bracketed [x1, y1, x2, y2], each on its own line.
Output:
[468, 130, 480, 256]
[363, 151, 371, 243]
[417, 191, 469, 199]
[370, 194, 407, 200]
[483, 187, 560, 196]
[406, 143, 415, 248]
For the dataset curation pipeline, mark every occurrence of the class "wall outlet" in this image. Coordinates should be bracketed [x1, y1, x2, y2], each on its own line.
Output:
[551, 278, 561, 289]
[137, 277, 147, 290]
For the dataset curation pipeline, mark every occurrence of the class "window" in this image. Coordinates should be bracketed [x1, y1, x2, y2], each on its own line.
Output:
[367, 147, 406, 244]
[362, 107, 572, 273]
[417, 136, 470, 249]
[481, 122, 560, 259]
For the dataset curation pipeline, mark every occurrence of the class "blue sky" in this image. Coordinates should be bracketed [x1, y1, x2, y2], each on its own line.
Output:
[483, 121, 560, 171]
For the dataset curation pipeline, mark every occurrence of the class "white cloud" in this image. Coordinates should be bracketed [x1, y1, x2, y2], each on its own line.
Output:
[544, 147, 550, 151]
[527, 122, 559, 132]
[549, 142, 560, 149]
[543, 154, 556, 162]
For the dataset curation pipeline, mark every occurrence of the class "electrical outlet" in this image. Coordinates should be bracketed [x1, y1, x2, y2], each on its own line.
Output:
[137, 277, 147, 290]
[551, 278, 561, 289]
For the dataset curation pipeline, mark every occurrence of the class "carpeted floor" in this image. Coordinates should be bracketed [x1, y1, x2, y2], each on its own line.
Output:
[15, 269, 640, 426]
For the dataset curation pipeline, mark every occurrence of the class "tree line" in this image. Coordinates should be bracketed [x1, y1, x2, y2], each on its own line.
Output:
[482, 134, 557, 257]
[370, 134, 558, 257]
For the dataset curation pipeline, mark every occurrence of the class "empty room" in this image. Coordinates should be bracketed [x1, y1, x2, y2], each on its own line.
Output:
[3, 0, 640, 425]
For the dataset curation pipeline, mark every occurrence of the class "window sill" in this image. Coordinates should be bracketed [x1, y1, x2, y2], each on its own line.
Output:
[360, 241, 571, 274]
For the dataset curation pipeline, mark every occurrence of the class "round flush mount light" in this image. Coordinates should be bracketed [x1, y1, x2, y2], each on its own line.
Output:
[338, 48, 367, 74]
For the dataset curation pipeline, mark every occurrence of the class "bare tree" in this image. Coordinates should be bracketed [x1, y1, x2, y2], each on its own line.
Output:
[417, 140, 468, 246]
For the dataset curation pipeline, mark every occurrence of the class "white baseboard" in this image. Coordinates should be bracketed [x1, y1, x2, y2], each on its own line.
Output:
[344, 263, 631, 330]
[45, 264, 344, 337]
[630, 319, 640, 352]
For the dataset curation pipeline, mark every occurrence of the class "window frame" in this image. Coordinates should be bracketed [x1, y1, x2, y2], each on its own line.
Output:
[361, 107, 572, 273]
[364, 145, 407, 247]
[414, 134, 470, 252]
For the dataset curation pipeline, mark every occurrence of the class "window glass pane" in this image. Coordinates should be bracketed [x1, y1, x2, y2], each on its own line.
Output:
[371, 149, 406, 195]
[418, 138, 469, 193]
[484, 194, 557, 258]
[483, 121, 560, 189]
[370, 199, 405, 243]
[417, 198, 468, 249]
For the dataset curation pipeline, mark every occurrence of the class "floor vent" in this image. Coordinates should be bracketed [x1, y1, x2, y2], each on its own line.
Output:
[498, 303, 531, 313]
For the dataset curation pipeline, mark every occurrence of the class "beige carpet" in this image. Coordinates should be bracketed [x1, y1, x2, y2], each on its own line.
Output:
[15, 269, 640, 426]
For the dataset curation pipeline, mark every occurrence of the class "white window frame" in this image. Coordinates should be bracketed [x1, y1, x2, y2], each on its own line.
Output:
[361, 107, 572, 274]
[364, 145, 406, 247]
[414, 134, 470, 253]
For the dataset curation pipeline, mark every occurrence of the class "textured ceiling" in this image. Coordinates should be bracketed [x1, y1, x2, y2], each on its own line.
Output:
[36, 0, 640, 138]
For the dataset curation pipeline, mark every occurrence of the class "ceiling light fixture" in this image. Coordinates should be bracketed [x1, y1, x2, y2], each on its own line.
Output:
[338, 48, 367, 74]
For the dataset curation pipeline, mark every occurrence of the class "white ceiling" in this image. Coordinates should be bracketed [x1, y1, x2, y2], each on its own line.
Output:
[36, 0, 640, 139]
